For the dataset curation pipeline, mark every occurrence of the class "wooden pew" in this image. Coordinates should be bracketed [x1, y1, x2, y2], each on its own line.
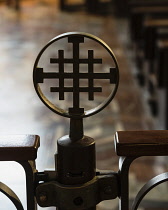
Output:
[127, 3, 168, 122]
[115, 1, 168, 124]
[128, 1, 168, 67]
[129, 0, 168, 7]
[128, 4, 168, 87]
[59, 0, 112, 14]
[136, 19, 168, 117]
[132, 18, 168, 89]
[59, 0, 84, 11]
[153, 39, 168, 129]
[130, 6, 168, 43]
[6, 0, 20, 10]
[141, 19, 168, 83]
[130, 17, 168, 126]
[114, 0, 168, 17]
[143, 19, 168, 71]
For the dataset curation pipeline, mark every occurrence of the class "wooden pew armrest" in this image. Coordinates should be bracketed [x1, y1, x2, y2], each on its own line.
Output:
[0, 135, 40, 161]
[114, 130, 168, 156]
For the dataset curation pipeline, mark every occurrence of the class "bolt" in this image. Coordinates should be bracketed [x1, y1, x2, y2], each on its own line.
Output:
[104, 186, 113, 195]
[73, 197, 83, 206]
[39, 192, 48, 203]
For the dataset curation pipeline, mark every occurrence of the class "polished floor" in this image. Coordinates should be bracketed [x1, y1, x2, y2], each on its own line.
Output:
[0, 0, 168, 209]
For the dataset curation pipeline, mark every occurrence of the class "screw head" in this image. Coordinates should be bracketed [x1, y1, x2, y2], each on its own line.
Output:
[73, 197, 83, 206]
[104, 186, 113, 195]
[39, 192, 48, 203]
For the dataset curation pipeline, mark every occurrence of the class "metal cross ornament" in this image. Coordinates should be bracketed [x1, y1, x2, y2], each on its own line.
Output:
[1, 32, 168, 210]
[33, 32, 119, 118]
[33, 32, 119, 141]
[33, 32, 119, 209]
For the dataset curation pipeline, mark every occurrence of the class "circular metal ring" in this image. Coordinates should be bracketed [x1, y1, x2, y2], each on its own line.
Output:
[33, 32, 119, 118]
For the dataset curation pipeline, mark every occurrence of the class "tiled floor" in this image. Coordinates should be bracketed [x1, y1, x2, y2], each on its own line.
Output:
[0, 0, 168, 209]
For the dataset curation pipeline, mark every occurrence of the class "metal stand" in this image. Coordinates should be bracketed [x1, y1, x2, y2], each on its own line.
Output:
[56, 135, 96, 209]
[34, 32, 119, 209]
[118, 157, 137, 210]
[2, 32, 168, 210]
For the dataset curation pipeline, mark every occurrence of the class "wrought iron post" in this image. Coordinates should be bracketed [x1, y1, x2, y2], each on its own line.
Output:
[33, 32, 119, 209]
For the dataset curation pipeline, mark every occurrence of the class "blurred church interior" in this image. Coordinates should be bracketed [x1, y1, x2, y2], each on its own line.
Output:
[0, 0, 168, 209]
